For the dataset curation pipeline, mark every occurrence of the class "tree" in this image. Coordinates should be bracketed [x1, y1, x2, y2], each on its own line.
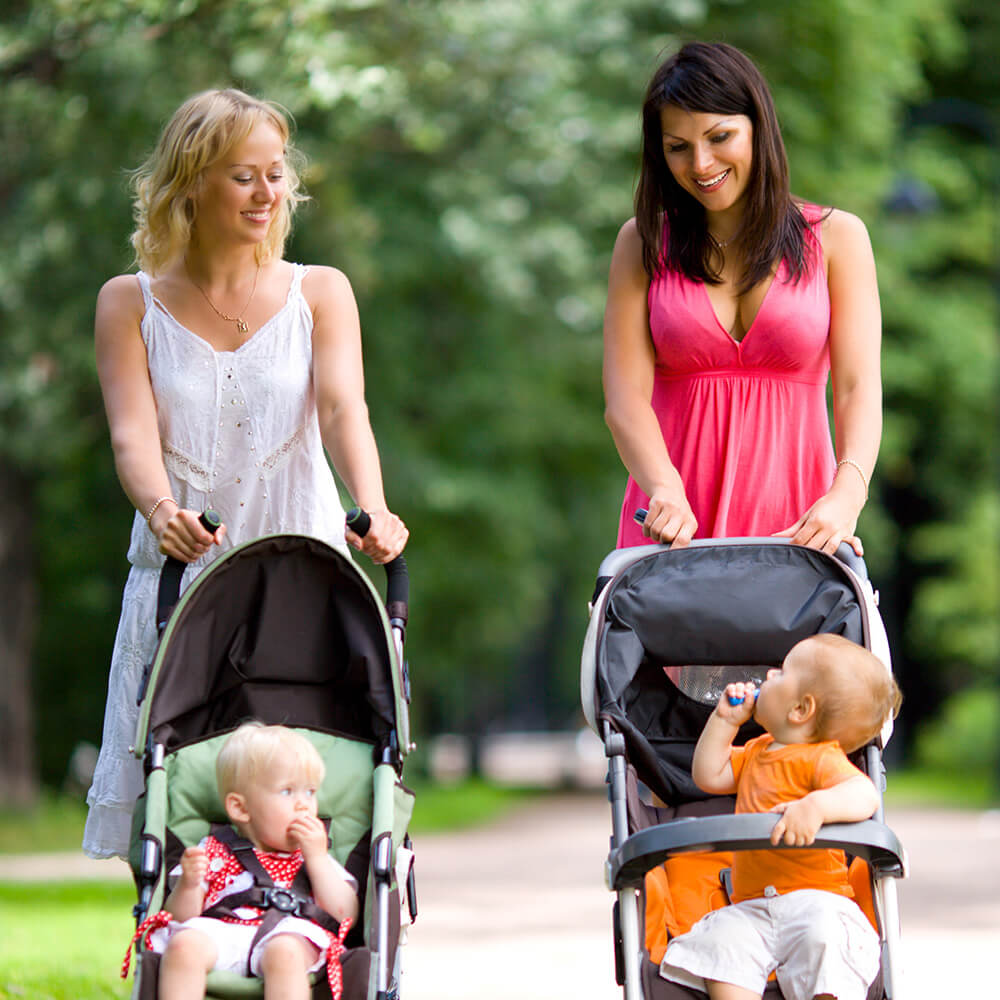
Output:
[2, 0, 992, 796]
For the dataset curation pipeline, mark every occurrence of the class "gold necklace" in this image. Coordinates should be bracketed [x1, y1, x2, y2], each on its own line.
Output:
[186, 261, 260, 335]
[711, 233, 734, 250]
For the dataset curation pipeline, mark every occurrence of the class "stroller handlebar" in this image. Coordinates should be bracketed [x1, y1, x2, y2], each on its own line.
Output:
[155, 510, 221, 636]
[155, 509, 409, 638]
[631, 508, 869, 580]
[345, 507, 409, 622]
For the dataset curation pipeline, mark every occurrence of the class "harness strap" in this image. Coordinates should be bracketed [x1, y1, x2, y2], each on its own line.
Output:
[204, 824, 343, 978]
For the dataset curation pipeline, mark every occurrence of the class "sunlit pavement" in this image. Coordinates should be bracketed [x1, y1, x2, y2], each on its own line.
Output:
[2, 795, 996, 999]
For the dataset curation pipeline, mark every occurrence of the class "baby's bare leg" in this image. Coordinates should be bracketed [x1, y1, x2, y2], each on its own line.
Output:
[705, 981, 761, 1000]
[159, 928, 218, 1000]
[259, 933, 322, 1000]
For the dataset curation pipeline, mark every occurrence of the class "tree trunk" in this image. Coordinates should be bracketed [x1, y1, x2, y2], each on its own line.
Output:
[0, 464, 38, 807]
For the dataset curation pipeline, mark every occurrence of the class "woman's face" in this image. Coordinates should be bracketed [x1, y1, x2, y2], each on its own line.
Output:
[190, 120, 287, 247]
[659, 106, 754, 216]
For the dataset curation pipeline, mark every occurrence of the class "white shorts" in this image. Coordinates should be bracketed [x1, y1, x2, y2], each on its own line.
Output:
[151, 916, 330, 977]
[660, 889, 880, 1000]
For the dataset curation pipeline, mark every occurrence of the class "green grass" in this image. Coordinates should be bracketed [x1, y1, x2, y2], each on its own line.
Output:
[0, 882, 134, 999]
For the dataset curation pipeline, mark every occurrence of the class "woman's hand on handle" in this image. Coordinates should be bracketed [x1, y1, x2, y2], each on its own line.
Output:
[642, 489, 698, 549]
[774, 482, 863, 557]
[345, 507, 408, 564]
[153, 505, 226, 563]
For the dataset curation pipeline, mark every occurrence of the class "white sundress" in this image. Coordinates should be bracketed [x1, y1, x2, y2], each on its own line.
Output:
[83, 263, 348, 860]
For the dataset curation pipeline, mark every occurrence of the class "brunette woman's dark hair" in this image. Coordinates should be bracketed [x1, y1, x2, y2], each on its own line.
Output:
[634, 42, 814, 292]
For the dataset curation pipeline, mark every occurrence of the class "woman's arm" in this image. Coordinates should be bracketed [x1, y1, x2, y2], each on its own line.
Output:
[602, 219, 697, 547]
[306, 266, 407, 563]
[94, 276, 222, 561]
[776, 209, 882, 555]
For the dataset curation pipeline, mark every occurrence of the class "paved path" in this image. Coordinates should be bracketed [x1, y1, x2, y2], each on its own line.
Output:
[399, 794, 1000, 999]
[2, 795, 997, 998]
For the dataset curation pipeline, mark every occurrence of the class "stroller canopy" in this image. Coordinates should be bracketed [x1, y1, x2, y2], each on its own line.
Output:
[136, 535, 404, 755]
[586, 541, 879, 804]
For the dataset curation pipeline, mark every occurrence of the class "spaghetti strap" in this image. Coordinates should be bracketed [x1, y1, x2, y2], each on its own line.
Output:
[289, 262, 307, 298]
[135, 271, 153, 312]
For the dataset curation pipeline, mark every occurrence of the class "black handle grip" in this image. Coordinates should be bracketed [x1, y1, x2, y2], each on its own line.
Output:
[345, 507, 409, 625]
[156, 510, 221, 635]
[345, 507, 371, 538]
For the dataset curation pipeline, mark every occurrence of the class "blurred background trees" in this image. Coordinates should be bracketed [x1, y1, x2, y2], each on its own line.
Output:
[1, 0, 996, 803]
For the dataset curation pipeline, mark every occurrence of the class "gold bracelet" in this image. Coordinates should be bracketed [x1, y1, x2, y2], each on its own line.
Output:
[835, 459, 869, 501]
[144, 496, 177, 524]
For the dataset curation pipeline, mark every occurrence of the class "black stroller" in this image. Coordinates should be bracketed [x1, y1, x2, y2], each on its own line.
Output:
[126, 511, 416, 1000]
[580, 536, 907, 1000]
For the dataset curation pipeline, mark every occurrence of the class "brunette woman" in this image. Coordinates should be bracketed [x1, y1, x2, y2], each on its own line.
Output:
[604, 43, 880, 554]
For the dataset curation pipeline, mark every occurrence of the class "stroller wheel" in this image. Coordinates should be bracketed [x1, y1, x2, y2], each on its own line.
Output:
[612, 899, 625, 987]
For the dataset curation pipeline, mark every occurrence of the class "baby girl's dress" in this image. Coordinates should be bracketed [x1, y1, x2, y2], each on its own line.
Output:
[616, 204, 835, 547]
[84, 264, 348, 859]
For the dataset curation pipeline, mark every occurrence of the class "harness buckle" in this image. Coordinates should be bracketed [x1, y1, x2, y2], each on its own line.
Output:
[263, 887, 302, 915]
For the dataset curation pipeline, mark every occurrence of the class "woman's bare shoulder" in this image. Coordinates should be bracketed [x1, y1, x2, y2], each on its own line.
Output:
[97, 273, 143, 304]
[819, 207, 873, 257]
[300, 263, 354, 302]
[615, 216, 642, 249]
[95, 273, 145, 325]
[611, 216, 647, 274]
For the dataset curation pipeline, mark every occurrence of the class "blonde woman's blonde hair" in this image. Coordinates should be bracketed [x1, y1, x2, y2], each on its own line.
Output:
[129, 88, 307, 274]
[216, 722, 325, 799]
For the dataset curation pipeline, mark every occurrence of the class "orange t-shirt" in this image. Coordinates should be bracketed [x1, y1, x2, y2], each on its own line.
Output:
[729, 734, 863, 903]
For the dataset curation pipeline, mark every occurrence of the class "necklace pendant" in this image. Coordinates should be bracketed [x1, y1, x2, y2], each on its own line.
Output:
[236, 318, 249, 334]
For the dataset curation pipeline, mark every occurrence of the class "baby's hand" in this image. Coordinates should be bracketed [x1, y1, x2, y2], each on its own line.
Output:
[288, 814, 328, 861]
[179, 846, 209, 887]
[716, 682, 757, 725]
[770, 795, 824, 846]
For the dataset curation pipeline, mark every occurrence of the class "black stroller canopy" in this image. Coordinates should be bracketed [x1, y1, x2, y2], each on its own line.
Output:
[595, 543, 869, 804]
[144, 535, 397, 752]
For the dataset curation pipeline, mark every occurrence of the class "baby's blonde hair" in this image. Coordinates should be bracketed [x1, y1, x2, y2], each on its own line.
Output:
[794, 634, 902, 753]
[129, 88, 307, 273]
[216, 722, 324, 800]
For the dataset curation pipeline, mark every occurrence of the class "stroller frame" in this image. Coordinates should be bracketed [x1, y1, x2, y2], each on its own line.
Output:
[128, 530, 415, 1000]
[581, 538, 907, 1000]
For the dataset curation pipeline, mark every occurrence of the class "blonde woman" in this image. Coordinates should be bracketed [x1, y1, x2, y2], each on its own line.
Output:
[84, 89, 407, 860]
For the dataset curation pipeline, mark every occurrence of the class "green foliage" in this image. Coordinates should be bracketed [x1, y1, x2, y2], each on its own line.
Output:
[914, 685, 1000, 775]
[1, 0, 996, 785]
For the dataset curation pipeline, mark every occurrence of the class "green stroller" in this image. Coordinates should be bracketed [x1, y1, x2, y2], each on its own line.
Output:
[125, 512, 415, 1000]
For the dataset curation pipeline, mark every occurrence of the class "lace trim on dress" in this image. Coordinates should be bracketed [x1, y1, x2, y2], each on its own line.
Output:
[260, 424, 306, 480]
[163, 440, 213, 492]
